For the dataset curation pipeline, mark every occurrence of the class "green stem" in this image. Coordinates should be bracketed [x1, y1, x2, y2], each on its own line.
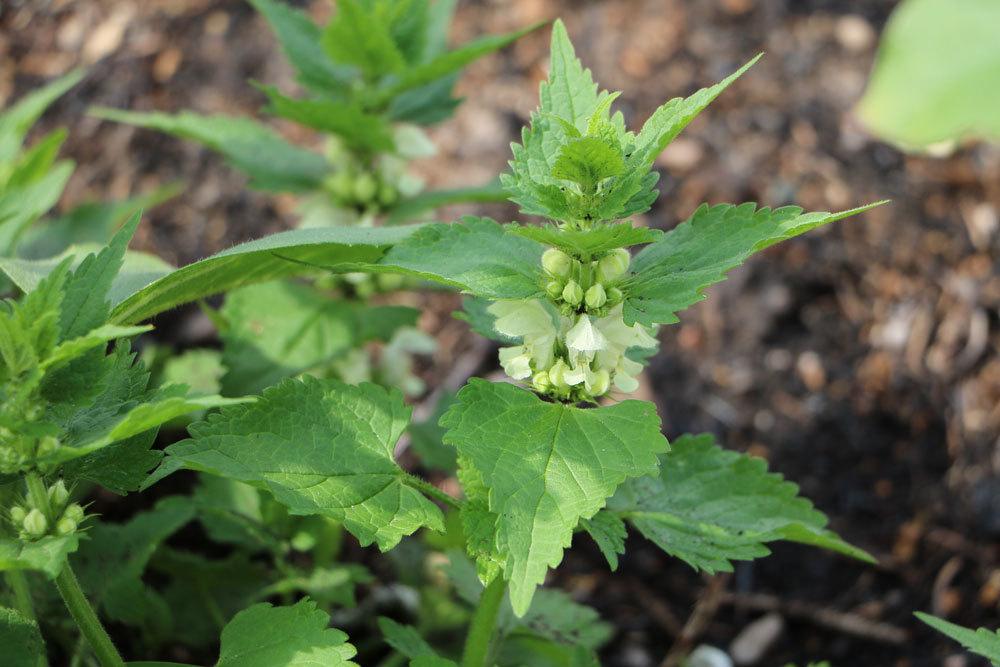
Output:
[5, 570, 48, 667]
[404, 474, 462, 510]
[54, 565, 125, 667]
[25, 473, 124, 667]
[460, 575, 507, 667]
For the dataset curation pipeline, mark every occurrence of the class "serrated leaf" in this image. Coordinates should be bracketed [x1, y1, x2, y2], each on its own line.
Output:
[0, 244, 173, 309]
[442, 379, 667, 615]
[151, 378, 444, 550]
[217, 599, 358, 667]
[551, 136, 625, 193]
[608, 434, 873, 573]
[508, 222, 661, 257]
[257, 85, 394, 152]
[90, 108, 328, 192]
[379, 217, 545, 300]
[321, 0, 405, 79]
[62, 430, 162, 495]
[916, 613, 1000, 665]
[518, 589, 612, 650]
[249, 0, 352, 94]
[6, 128, 66, 188]
[623, 202, 886, 327]
[379, 22, 545, 101]
[0, 607, 45, 667]
[857, 0, 1000, 149]
[497, 636, 600, 667]
[52, 389, 247, 465]
[0, 533, 79, 579]
[581, 512, 626, 571]
[42, 323, 151, 371]
[0, 68, 84, 163]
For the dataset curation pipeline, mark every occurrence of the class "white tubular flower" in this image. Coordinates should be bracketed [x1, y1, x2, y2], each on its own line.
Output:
[565, 314, 608, 363]
[489, 300, 559, 379]
[592, 304, 658, 394]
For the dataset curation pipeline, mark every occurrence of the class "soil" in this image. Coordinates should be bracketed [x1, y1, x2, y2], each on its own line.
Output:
[3, 1, 999, 665]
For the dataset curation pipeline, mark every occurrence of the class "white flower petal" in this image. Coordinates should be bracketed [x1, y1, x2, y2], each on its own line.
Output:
[498, 346, 533, 379]
[565, 315, 608, 355]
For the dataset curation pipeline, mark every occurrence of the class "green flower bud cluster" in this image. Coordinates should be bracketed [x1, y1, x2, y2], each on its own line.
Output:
[8, 479, 86, 541]
[323, 167, 398, 212]
[541, 247, 629, 317]
[0, 434, 62, 476]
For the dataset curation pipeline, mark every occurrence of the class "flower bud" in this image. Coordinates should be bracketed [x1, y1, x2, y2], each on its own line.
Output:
[596, 248, 630, 283]
[63, 504, 85, 524]
[591, 369, 611, 396]
[9, 505, 26, 524]
[545, 280, 564, 299]
[561, 280, 583, 307]
[352, 173, 378, 203]
[56, 516, 77, 536]
[326, 170, 354, 200]
[542, 248, 573, 278]
[377, 182, 398, 207]
[606, 287, 624, 305]
[23, 509, 47, 538]
[531, 371, 551, 393]
[48, 480, 69, 509]
[36, 436, 59, 459]
[585, 283, 607, 309]
[548, 359, 570, 389]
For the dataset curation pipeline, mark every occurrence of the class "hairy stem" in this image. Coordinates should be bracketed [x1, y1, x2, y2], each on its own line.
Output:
[460, 574, 507, 667]
[25, 472, 125, 667]
[404, 473, 462, 510]
[5, 570, 48, 667]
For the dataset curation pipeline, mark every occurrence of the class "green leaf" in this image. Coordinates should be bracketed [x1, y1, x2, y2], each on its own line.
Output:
[321, 0, 405, 80]
[89, 108, 328, 192]
[581, 512, 626, 571]
[249, 0, 352, 94]
[107, 224, 418, 325]
[379, 21, 546, 101]
[257, 85, 394, 152]
[151, 378, 445, 551]
[379, 217, 545, 300]
[551, 136, 625, 193]
[497, 636, 600, 667]
[509, 222, 661, 257]
[219, 280, 417, 395]
[19, 183, 180, 260]
[623, 202, 886, 327]
[62, 431, 162, 495]
[442, 379, 667, 615]
[0, 244, 173, 309]
[0, 161, 74, 254]
[216, 599, 358, 667]
[384, 181, 509, 225]
[58, 213, 140, 339]
[0, 534, 79, 579]
[915, 612, 1000, 665]
[6, 128, 66, 188]
[407, 391, 458, 474]
[608, 434, 873, 573]
[75, 496, 196, 640]
[857, 0, 1000, 149]
[518, 589, 612, 650]
[377, 616, 439, 659]
[42, 323, 151, 371]
[0, 607, 45, 667]
[0, 68, 84, 162]
[540, 21, 604, 129]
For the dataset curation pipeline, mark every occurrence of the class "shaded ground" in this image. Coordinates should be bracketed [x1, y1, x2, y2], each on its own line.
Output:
[3, 0, 999, 665]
